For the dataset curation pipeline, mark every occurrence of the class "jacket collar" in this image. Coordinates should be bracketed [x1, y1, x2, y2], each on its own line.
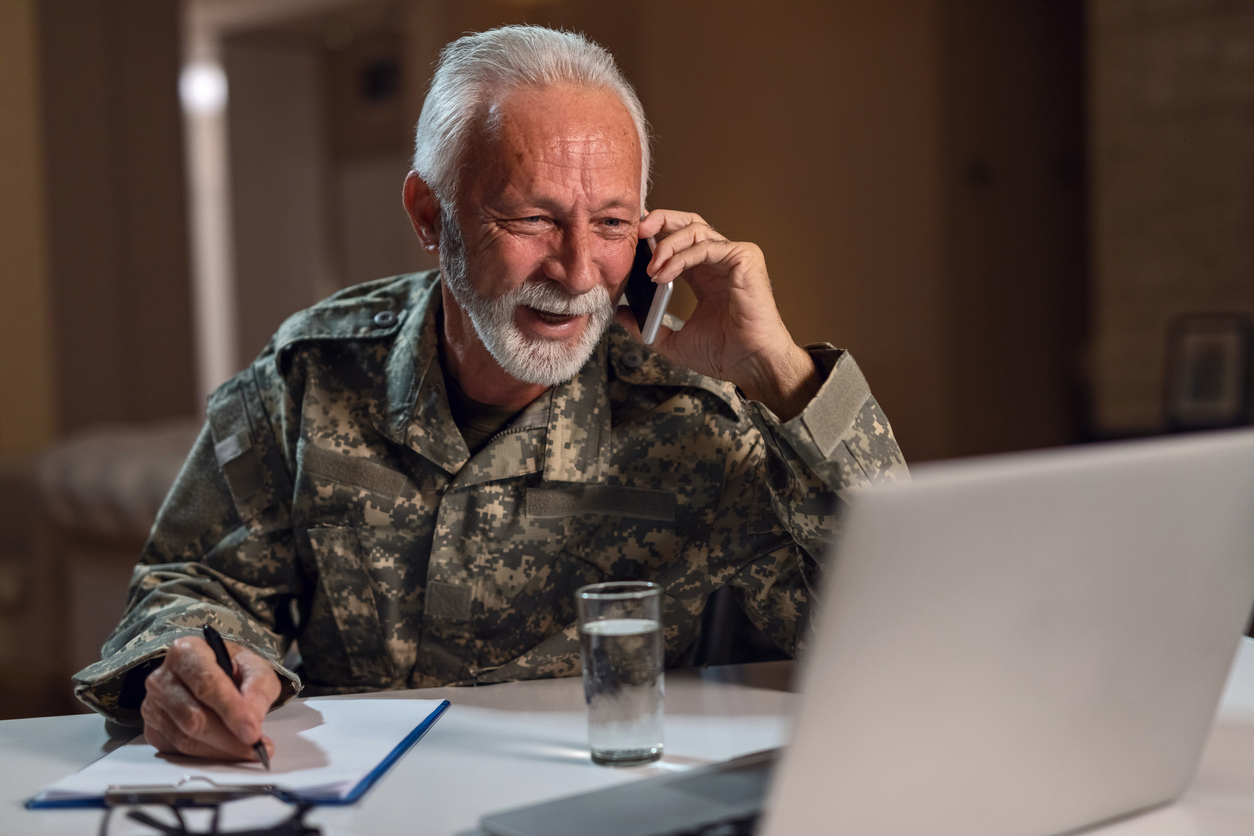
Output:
[371, 275, 470, 474]
[605, 324, 741, 419]
[541, 337, 612, 484]
[372, 273, 612, 484]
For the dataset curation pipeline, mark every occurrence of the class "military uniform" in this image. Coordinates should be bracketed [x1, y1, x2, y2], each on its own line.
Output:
[73, 271, 907, 725]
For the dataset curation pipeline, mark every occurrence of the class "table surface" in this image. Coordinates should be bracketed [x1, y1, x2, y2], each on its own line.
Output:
[3, 641, 1252, 836]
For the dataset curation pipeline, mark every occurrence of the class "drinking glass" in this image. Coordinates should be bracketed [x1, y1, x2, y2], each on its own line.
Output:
[576, 581, 664, 766]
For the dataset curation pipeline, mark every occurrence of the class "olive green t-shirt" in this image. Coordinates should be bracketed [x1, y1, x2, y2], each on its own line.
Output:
[442, 364, 524, 455]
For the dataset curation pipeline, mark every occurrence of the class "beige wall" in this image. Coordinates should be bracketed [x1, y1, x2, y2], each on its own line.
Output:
[224, 34, 333, 364]
[0, 0, 58, 454]
[215, 0, 1090, 462]
[416, 0, 1086, 461]
[1090, 0, 1254, 434]
[638, 0, 952, 461]
[939, 0, 1088, 455]
[407, 0, 954, 459]
[37, 0, 199, 432]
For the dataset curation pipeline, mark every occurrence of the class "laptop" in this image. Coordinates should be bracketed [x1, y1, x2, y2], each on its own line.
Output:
[481, 429, 1254, 836]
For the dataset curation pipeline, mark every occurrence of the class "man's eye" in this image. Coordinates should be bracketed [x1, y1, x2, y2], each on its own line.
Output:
[521, 216, 544, 224]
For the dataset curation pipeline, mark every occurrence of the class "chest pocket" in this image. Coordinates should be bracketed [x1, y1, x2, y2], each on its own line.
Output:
[302, 526, 396, 688]
[295, 439, 413, 531]
[294, 443, 411, 688]
[524, 484, 681, 583]
[302, 443, 407, 500]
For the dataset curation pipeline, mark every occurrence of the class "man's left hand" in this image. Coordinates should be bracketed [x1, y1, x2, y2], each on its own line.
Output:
[614, 209, 820, 421]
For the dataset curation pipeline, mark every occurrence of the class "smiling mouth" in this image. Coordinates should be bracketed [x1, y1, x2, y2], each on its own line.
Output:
[527, 307, 583, 325]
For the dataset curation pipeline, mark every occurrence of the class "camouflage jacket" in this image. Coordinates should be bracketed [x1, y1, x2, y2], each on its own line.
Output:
[73, 271, 907, 725]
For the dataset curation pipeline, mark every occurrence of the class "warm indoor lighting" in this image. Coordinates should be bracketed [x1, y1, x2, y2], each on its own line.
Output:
[179, 61, 227, 115]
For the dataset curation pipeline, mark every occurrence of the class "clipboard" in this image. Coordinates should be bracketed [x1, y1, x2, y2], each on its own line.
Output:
[28, 698, 450, 809]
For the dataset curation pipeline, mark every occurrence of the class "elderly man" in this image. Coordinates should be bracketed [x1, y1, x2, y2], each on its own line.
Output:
[74, 25, 906, 762]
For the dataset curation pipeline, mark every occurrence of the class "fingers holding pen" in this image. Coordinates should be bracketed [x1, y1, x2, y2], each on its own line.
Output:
[143, 697, 271, 762]
[142, 657, 271, 761]
[167, 637, 264, 743]
[140, 637, 276, 762]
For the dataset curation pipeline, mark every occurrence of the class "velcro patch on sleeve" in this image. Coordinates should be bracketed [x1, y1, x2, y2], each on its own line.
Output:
[214, 431, 247, 466]
[803, 354, 871, 457]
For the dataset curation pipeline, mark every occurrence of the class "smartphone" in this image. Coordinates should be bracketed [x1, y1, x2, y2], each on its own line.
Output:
[624, 236, 673, 345]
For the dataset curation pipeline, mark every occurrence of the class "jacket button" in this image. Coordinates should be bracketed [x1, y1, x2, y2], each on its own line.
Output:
[622, 350, 643, 368]
[373, 310, 397, 328]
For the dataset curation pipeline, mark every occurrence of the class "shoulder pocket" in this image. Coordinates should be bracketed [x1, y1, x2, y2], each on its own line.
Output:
[207, 372, 293, 523]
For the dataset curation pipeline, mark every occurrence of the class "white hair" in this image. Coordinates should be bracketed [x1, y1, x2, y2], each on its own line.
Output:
[412, 25, 651, 208]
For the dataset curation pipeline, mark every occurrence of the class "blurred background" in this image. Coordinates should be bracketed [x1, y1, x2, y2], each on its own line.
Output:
[0, 0, 1251, 719]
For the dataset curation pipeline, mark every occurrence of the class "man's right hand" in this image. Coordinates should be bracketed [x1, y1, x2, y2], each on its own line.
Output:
[141, 636, 280, 762]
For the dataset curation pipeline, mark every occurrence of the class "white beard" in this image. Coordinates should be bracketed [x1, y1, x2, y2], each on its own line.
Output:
[439, 209, 615, 386]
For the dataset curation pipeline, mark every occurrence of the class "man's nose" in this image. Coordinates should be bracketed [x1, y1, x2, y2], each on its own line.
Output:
[545, 226, 599, 294]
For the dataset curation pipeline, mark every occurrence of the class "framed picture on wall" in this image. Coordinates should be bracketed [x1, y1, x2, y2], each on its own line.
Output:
[1165, 314, 1252, 430]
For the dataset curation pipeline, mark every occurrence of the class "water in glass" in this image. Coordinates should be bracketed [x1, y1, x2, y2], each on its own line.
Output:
[580, 617, 664, 765]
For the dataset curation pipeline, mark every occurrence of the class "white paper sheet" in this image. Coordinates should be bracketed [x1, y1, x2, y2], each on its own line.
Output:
[32, 698, 447, 804]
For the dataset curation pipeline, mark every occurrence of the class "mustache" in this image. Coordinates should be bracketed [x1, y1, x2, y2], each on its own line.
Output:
[509, 280, 612, 316]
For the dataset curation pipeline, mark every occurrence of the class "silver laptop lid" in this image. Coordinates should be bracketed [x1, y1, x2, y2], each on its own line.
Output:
[762, 429, 1254, 836]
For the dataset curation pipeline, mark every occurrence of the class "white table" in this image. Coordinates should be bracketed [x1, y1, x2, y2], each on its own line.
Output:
[3, 641, 1252, 836]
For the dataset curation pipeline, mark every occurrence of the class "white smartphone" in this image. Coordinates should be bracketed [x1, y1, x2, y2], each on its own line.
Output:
[624, 236, 673, 345]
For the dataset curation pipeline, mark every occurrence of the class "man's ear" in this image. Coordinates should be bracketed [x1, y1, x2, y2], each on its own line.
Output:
[403, 171, 442, 254]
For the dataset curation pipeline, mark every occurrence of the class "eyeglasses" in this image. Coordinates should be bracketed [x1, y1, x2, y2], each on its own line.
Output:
[98, 779, 320, 836]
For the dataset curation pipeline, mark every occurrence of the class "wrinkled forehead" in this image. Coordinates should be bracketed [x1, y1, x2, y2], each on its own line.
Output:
[465, 83, 643, 190]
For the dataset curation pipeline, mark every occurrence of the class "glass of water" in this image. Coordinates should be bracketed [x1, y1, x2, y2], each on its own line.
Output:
[576, 581, 664, 766]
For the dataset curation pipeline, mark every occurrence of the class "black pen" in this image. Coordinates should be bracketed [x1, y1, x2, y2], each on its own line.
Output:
[202, 623, 271, 771]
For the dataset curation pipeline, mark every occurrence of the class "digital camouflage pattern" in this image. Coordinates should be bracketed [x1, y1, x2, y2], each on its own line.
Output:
[73, 271, 908, 725]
